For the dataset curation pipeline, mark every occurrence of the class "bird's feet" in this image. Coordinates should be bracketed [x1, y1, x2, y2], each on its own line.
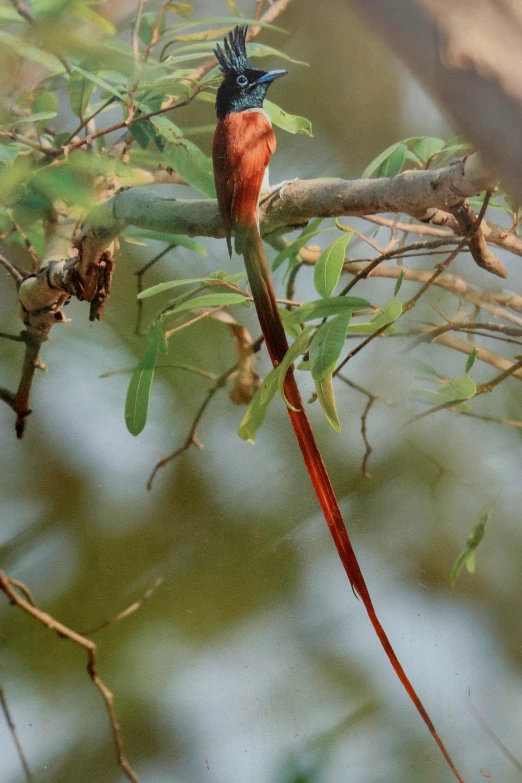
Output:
[260, 177, 299, 205]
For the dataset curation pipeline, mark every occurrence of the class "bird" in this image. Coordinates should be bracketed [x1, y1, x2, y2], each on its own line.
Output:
[212, 26, 465, 783]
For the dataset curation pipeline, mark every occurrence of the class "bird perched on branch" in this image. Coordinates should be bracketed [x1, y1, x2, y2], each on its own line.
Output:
[212, 25, 465, 783]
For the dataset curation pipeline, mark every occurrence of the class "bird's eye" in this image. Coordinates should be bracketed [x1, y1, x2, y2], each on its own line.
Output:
[236, 74, 248, 87]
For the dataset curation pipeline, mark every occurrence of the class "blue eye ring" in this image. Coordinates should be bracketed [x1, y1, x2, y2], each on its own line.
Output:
[236, 74, 248, 87]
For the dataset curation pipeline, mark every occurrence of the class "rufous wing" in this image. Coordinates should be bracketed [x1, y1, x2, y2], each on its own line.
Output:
[212, 110, 276, 253]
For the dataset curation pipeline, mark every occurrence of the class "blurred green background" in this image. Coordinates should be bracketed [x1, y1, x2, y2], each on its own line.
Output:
[1, 1, 522, 782]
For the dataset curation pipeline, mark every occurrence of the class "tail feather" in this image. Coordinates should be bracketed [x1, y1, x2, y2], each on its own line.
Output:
[238, 222, 465, 783]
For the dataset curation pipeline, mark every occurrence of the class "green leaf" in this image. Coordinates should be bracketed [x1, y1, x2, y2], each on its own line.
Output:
[362, 141, 406, 178]
[315, 374, 340, 431]
[405, 136, 445, 163]
[162, 292, 247, 317]
[271, 218, 325, 271]
[225, 0, 241, 16]
[151, 116, 215, 196]
[0, 31, 65, 74]
[264, 99, 312, 136]
[68, 68, 97, 118]
[370, 299, 403, 330]
[465, 347, 478, 374]
[247, 43, 308, 67]
[31, 91, 59, 133]
[71, 65, 126, 102]
[238, 364, 281, 443]
[377, 143, 407, 178]
[9, 111, 57, 128]
[164, 16, 286, 33]
[124, 227, 206, 254]
[313, 231, 354, 298]
[394, 270, 404, 297]
[450, 503, 494, 586]
[309, 312, 351, 381]
[166, 2, 193, 17]
[277, 327, 314, 409]
[125, 344, 159, 435]
[0, 144, 19, 167]
[285, 296, 371, 326]
[436, 375, 477, 404]
[346, 322, 396, 335]
[279, 307, 302, 340]
[139, 277, 207, 299]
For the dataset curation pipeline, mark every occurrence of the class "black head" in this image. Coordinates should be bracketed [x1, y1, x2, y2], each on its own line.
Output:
[214, 26, 287, 119]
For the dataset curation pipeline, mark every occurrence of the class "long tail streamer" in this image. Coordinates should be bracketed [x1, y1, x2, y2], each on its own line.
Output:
[239, 223, 465, 783]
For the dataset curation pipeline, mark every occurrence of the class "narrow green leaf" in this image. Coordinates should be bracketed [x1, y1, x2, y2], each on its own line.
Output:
[279, 307, 302, 339]
[225, 0, 242, 16]
[68, 69, 97, 118]
[247, 43, 308, 66]
[394, 270, 404, 297]
[32, 91, 59, 133]
[9, 111, 57, 128]
[71, 65, 126, 102]
[166, 2, 193, 17]
[377, 143, 407, 178]
[346, 322, 396, 335]
[0, 144, 19, 167]
[370, 299, 403, 330]
[450, 503, 494, 586]
[124, 228, 206, 253]
[315, 374, 341, 431]
[313, 231, 354, 298]
[309, 313, 351, 381]
[163, 292, 247, 316]
[409, 136, 445, 162]
[362, 141, 406, 178]
[271, 218, 324, 271]
[277, 327, 314, 409]
[285, 296, 371, 325]
[264, 99, 312, 136]
[125, 344, 159, 435]
[238, 364, 281, 443]
[0, 31, 65, 74]
[435, 375, 477, 404]
[139, 277, 207, 300]
[465, 347, 478, 374]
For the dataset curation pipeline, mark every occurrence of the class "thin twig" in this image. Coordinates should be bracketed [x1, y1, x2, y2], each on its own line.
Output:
[0, 571, 140, 783]
[80, 577, 163, 635]
[0, 684, 35, 783]
[147, 365, 237, 489]
[468, 700, 522, 773]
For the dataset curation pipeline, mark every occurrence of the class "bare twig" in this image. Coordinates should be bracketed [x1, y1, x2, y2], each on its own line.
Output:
[147, 365, 237, 489]
[0, 684, 35, 783]
[337, 374, 380, 478]
[80, 577, 163, 635]
[469, 700, 522, 773]
[0, 571, 140, 783]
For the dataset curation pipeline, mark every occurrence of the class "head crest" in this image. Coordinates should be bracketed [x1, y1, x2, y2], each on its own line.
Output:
[214, 25, 250, 73]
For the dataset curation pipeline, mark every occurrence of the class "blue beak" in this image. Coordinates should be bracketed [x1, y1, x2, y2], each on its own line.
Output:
[252, 69, 288, 86]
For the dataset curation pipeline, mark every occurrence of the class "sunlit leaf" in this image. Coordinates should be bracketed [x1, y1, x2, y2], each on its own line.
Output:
[264, 99, 312, 136]
[315, 374, 340, 431]
[279, 307, 302, 339]
[125, 343, 159, 435]
[313, 231, 354, 298]
[124, 227, 206, 253]
[405, 136, 445, 163]
[450, 503, 494, 586]
[309, 312, 350, 381]
[238, 364, 281, 443]
[166, 2, 193, 17]
[0, 31, 65, 73]
[247, 42, 308, 66]
[285, 296, 371, 325]
[9, 111, 57, 128]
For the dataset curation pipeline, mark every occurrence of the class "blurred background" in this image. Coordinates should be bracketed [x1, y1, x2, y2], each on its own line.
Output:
[1, 1, 522, 782]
